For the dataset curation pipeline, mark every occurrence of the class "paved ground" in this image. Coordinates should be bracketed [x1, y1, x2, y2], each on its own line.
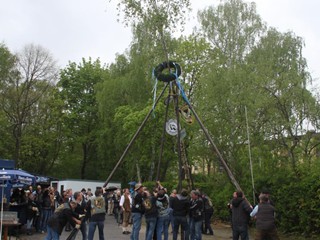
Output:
[10, 215, 241, 240]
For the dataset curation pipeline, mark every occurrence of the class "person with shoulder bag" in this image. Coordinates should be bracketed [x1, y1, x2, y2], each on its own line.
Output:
[88, 189, 106, 240]
[202, 193, 214, 235]
[156, 188, 170, 240]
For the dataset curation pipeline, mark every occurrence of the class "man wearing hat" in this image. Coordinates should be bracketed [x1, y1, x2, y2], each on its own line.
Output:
[130, 183, 145, 240]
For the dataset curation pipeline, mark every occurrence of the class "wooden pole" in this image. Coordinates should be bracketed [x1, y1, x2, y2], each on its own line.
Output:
[103, 83, 169, 187]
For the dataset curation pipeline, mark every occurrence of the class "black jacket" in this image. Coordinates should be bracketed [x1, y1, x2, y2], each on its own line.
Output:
[131, 192, 145, 214]
[144, 196, 158, 219]
[231, 197, 252, 227]
[189, 197, 203, 221]
[170, 194, 190, 217]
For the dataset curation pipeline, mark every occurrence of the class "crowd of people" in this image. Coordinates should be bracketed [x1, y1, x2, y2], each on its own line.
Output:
[7, 185, 106, 240]
[4, 182, 279, 240]
[113, 181, 214, 240]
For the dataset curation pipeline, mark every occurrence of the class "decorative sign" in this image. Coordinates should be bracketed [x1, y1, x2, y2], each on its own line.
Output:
[166, 119, 178, 136]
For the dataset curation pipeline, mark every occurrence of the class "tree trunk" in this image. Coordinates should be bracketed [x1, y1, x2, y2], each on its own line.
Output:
[81, 143, 88, 179]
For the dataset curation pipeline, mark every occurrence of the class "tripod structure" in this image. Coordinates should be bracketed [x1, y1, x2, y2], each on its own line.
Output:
[103, 68, 242, 192]
[154, 82, 194, 191]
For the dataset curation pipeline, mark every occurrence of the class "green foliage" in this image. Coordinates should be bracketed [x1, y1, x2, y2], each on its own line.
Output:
[256, 166, 320, 235]
[114, 0, 191, 32]
[57, 58, 107, 179]
[20, 85, 64, 174]
[0, 43, 59, 169]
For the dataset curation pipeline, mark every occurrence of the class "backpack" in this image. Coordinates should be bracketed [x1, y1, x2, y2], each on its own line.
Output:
[54, 202, 70, 213]
[91, 196, 105, 215]
[144, 197, 152, 211]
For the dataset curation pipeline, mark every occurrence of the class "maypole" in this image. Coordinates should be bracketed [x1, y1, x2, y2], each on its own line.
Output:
[245, 106, 256, 204]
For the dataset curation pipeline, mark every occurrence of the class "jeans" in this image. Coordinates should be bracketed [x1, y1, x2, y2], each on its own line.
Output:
[130, 212, 142, 240]
[145, 217, 157, 240]
[40, 208, 52, 232]
[232, 225, 249, 240]
[80, 221, 88, 240]
[45, 226, 60, 240]
[169, 208, 174, 231]
[189, 218, 202, 240]
[156, 215, 170, 240]
[88, 221, 104, 240]
[26, 218, 33, 231]
[173, 216, 189, 240]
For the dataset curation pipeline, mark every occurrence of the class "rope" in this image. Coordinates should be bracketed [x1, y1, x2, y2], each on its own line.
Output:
[151, 68, 158, 118]
[173, 62, 190, 105]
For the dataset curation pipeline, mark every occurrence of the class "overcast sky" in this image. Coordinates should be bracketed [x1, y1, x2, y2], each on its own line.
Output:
[0, 0, 319, 87]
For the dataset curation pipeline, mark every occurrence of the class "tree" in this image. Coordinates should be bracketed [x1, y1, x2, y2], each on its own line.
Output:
[58, 58, 107, 179]
[0, 44, 59, 167]
[194, 0, 266, 188]
[198, 0, 265, 65]
[246, 28, 320, 174]
[114, 0, 191, 60]
[20, 85, 64, 173]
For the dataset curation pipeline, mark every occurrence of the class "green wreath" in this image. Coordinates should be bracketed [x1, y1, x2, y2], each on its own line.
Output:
[154, 61, 181, 82]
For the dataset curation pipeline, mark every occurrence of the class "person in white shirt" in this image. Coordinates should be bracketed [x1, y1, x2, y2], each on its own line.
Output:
[119, 188, 132, 234]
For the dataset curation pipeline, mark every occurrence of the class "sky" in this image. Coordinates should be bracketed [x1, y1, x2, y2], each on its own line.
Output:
[0, 0, 319, 87]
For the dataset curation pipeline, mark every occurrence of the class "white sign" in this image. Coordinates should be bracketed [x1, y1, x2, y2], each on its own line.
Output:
[166, 119, 178, 136]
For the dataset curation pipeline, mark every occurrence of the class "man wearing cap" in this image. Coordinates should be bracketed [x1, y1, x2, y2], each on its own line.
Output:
[130, 183, 145, 240]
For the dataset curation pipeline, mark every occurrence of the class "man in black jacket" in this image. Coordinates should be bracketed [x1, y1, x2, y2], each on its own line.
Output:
[231, 191, 252, 240]
[74, 191, 90, 240]
[189, 190, 203, 240]
[45, 201, 81, 240]
[171, 189, 190, 240]
[130, 183, 145, 240]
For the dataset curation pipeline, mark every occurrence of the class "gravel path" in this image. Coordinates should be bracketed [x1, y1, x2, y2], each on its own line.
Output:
[9, 215, 244, 240]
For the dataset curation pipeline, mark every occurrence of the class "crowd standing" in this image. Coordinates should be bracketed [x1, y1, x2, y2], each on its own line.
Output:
[3, 182, 280, 240]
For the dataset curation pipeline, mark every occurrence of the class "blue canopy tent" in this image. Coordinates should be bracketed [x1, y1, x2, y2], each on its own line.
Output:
[0, 169, 36, 237]
[0, 169, 36, 205]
